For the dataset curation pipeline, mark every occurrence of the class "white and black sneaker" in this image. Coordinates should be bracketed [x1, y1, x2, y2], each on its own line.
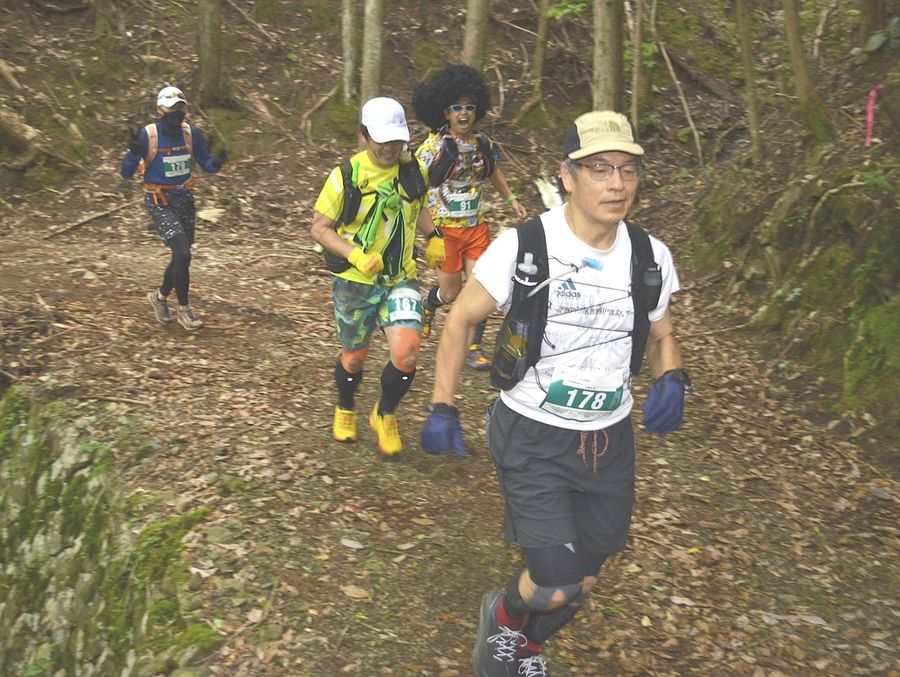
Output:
[147, 291, 173, 324]
[472, 590, 526, 677]
[176, 305, 203, 331]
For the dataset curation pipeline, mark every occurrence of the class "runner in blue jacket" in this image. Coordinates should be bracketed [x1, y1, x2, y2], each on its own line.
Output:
[121, 85, 226, 330]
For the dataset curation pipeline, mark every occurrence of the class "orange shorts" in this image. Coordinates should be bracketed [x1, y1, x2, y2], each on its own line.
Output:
[440, 223, 491, 274]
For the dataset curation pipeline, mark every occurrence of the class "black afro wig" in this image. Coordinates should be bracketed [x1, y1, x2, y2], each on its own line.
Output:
[411, 63, 492, 133]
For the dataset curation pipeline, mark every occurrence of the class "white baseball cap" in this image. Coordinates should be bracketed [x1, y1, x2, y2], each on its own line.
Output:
[157, 86, 188, 109]
[360, 97, 410, 143]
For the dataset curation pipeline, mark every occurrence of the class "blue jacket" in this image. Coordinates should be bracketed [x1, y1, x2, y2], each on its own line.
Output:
[120, 120, 220, 190]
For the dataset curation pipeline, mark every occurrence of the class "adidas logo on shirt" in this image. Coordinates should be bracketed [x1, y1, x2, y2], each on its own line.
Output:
[555, 278, 581, 298]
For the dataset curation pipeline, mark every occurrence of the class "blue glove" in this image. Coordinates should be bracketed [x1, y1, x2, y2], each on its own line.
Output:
[642, 369, 692, 435]
[421, 403, 465, 457]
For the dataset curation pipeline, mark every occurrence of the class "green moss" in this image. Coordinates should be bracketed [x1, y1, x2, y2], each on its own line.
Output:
[174, 623, 223, 652]
[317, 98, 361, 147]
[0, 388, 28, 460]
[657, 2, 736, 82]
[133, 509, 210, 581]
[413, 41, 445, 78]
[842, 296, 900, 416]
[300, 0, 339, 35]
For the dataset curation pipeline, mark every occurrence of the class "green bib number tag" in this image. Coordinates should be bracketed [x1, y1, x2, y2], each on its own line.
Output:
[163, 153, 191, 178]
[540, 380, 624, 421]
[446, 192, 480, 218]
[385, 286, 422, 323]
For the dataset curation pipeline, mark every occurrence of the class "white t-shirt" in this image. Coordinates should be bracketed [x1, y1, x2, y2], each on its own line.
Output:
[473, 205, 680, 430]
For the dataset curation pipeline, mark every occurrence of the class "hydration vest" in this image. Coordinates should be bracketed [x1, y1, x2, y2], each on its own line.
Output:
[490, 218, 663, 390]
[138, 122, 193, 176]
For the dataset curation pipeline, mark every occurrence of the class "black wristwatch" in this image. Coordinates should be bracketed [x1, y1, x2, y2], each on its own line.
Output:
[427, 227, 444, 240]
[664, 368, 694, 394]
[426, 402, 458, 416]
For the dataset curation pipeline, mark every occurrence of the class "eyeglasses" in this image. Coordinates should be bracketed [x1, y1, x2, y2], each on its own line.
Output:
[449, 104, 477, 113]
[573, 161, 643, 182]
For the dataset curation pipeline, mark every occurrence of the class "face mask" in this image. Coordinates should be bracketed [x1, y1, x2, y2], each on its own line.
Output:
[161, 110, 186, 130]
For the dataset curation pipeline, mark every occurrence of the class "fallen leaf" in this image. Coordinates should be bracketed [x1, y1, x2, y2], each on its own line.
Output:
[670, 595, 696, 607]
[341, 585, 371, 601]
[340, 538, 365, 550]
[197, 207, 225, 223]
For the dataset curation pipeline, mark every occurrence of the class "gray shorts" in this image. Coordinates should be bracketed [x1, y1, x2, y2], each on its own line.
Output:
[486, 398, 635, 553]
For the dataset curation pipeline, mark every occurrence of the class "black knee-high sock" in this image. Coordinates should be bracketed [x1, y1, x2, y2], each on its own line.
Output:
[335, 361, 362, 410]
[424, 286, 444, 311]
[378, 362, 415, 414]
[471, 319, 487, 346]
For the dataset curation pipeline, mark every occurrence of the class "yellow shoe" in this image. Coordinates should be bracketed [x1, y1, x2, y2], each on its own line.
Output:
[369, 404, 402, 456]
[465, 344, 491, 372]
[333, 406, 357, 443]
[421, 304, 435, 339]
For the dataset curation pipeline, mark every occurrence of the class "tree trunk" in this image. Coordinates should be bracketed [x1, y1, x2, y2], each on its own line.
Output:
[360, 0, 383, 102]
[859, 0, 887, 45]
[592, 0, 624, 111]
[782, 0, 833, 141]
[629, 0, 643, 131]
[198, 0, 225, 107]
[514, 0, 550, 122]
[530, 0, 550, 95]
[736, 0, 763, 161]
[342, 0, 358, 104]
[462, 0, 491, 71]
[92, 0, 114, 37]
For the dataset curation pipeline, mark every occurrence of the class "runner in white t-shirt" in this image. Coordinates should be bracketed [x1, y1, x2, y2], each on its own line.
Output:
[420, 111, 692, 677]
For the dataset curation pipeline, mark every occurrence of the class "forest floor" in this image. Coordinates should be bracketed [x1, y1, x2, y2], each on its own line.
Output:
[2, 2, 899, 676]
[2, 151, 898, 676]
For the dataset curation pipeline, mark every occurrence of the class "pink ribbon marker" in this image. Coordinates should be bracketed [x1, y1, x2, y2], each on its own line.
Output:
[865, 83, 885, 147]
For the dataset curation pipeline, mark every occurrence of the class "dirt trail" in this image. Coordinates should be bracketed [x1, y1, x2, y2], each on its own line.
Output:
[2, 166, 898, 676]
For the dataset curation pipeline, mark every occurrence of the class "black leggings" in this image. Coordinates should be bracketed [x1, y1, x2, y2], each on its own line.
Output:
[160, 232, 192, 306]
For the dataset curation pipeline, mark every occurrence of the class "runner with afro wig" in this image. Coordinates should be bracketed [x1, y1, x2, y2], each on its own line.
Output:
[412, 64, 527, 370]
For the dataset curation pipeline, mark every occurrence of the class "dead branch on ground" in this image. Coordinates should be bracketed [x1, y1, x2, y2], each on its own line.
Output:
[301, 84, 338, 138]
[658, 42, 704, 165]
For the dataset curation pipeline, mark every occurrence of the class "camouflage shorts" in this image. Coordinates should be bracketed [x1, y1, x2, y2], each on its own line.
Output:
[333, 278, 422, 350]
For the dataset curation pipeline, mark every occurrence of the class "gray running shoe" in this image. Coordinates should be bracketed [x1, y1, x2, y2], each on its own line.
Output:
[147, 291, 173, 323]
[177, 306, 204, 331]
[517, 655, 549, 676]
[472, 590, 526, 677]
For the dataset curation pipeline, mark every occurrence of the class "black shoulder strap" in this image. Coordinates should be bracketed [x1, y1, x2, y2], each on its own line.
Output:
[397, 157, 427, 201]
[476, 133, 496, 178]
[339, 159, 362, 226]
[626, 221, 662, 375]
[516, 217, 549, 368]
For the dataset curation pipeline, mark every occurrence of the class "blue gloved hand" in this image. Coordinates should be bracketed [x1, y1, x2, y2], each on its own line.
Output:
[421, 403, 465, 457]
[642, 369, 692, 435]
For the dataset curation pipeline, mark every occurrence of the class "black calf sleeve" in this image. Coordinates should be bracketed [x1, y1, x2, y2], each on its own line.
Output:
[523, 592, 586, 645]
[378, 362, 414, 414]
[503, 573, 532, 619]
[335, 361, 362, 410]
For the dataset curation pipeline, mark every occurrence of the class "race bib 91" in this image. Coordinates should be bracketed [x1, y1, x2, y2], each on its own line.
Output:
[445, 192, 479, 218]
